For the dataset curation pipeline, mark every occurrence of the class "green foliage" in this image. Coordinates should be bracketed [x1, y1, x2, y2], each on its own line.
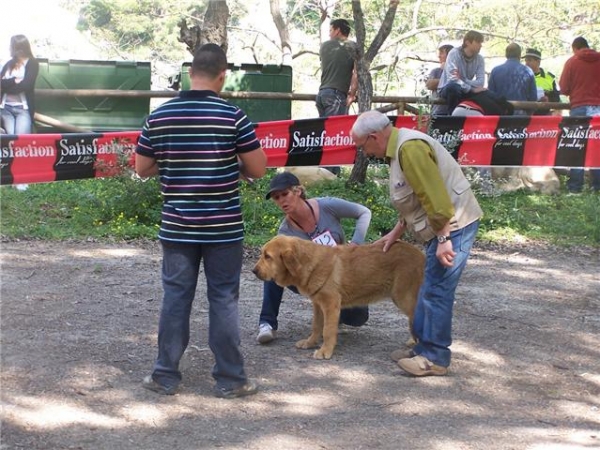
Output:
[2, 168, 598, 247]
[476, 189, 600, 245]
[74, 0, 209, 61]
[0, 175, 161, 240]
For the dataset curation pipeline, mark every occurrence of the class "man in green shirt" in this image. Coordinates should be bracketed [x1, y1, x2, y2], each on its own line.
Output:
[317, 18, 358, 175]
[351, 110, 482, 377]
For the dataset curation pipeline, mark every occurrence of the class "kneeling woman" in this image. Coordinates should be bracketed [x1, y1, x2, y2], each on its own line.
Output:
[257, 172, 372, 344]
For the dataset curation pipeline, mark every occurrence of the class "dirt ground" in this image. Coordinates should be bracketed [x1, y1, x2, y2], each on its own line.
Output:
[1, 238, 599, 450]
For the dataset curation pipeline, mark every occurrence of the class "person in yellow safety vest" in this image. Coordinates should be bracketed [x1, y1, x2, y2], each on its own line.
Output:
[523, 48, 560, 115]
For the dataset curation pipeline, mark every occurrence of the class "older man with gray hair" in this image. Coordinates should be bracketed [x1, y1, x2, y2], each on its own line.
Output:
[350, 110, 482, 377]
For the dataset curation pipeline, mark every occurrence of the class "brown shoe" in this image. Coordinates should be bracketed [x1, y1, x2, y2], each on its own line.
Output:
[390, 347, 415, 362]
[142, 375, 178, 395]
[397, 355, 448, 377]
[213, 380, 259, 399]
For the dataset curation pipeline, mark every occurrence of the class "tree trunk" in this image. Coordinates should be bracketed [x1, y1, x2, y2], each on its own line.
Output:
[269, 0, 292, 65]
[178, 0, 230, 55]
[348, 0, 399, 185]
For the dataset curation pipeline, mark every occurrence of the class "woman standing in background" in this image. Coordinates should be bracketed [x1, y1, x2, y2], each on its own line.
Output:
[1, 35, 39, 135]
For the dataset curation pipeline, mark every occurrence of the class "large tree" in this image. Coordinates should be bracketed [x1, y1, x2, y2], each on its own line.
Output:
[349, 0, 400, 184]
[178, 0, 230, 54]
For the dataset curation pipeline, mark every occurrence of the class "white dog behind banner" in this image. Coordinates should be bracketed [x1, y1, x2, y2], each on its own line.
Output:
[279, 167, 337, 186]
[492, 167, 561, 195]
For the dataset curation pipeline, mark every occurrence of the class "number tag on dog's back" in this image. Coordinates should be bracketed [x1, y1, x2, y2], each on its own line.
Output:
[312, 230, 337, 247]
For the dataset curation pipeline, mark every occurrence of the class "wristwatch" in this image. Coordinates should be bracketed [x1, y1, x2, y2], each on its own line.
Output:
[437, 235, 451, 244]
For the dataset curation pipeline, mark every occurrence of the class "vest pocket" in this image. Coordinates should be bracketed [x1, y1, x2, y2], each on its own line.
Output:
[413, 215, 436, 242]
[452, 177, 471, 195]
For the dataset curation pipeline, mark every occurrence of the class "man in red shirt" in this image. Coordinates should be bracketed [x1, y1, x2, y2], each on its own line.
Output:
[559, 37, 600, 192]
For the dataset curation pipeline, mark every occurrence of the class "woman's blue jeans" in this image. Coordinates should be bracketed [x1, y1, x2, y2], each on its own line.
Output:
[0, 105, 32, 134]
[412, 220, 480, 367]
[259, 280, 369, 329]
[152, 240, 247, 391]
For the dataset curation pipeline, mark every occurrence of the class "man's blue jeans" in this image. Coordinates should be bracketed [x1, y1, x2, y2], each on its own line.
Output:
[152, 240, 247, 391]
[316, 88, 348, 117]
[412, 220, 480, 367]
[316, 88, 347, 175]
[567, 106, 600, 192]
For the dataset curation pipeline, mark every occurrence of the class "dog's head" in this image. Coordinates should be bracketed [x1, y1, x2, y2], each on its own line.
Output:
[252, 235, 306, 287]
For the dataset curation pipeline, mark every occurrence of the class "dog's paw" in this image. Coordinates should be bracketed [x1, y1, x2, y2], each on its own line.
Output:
[313, 348, 333, 360]
[295, 338, 318, 349]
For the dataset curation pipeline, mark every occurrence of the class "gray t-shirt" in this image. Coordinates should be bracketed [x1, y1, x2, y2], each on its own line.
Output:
[319, 39, 357, 93]
[278, 197, 371, 245]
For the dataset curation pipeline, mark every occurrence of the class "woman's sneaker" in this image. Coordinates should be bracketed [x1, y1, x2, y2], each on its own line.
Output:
[257, 323, 275, 344]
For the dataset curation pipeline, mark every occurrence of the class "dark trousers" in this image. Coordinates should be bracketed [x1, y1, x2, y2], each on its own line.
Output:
[152, 241, 247, 391]
[439, 82, 468, 115]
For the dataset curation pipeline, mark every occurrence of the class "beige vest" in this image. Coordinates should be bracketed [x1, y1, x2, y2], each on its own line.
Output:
[389, 128, 483, 243]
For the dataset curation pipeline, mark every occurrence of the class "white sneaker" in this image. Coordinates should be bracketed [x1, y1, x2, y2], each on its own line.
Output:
[257, 323, 275, 344]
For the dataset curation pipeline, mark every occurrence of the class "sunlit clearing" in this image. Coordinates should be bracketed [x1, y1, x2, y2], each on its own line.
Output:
[577, 372, 600, 388]
[278, 392, 340, 416]
[453, 341, 506, 366]
[70, 248, 143, 258]
[526, 430, 599, 449]
[121, 404, 178, 426]
[479, 251, 544, 265]
[224, 434, 323, 449]
[5, 396, 127, 429]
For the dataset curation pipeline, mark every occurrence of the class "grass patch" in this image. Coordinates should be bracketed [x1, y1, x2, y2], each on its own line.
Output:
[1, 168, 598, 247]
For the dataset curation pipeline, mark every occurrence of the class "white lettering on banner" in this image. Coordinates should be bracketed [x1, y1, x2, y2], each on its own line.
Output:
[560, 126, 600, 140]
[291, 130, 354, 148]
[459, 130, 496, 141]
[58, 138, 136, 157]
[259, 133, 288, 149]
[429, 129, 461, 151]
[0, 141, 55, 159]
[430, 127, 561, 146]
[557, 125, 600, 152]
[497, 128, 559, 140]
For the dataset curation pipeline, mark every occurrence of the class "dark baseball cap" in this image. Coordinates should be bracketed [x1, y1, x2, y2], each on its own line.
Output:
[265, 172, 301, 199]
[524, 48, 542, 59]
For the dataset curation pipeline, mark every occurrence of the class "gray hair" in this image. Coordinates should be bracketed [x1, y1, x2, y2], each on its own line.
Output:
[351, 110, 392, 138]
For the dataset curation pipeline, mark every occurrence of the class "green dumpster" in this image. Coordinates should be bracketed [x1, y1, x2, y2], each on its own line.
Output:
[181, 63, 292, 123]
[35, 59, 151, 132]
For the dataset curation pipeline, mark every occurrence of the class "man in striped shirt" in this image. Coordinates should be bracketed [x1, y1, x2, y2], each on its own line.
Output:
[136, 43, 267, 398]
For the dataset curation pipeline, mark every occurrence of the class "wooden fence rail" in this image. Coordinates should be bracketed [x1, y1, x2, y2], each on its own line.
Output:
[34, 89, 570, 113]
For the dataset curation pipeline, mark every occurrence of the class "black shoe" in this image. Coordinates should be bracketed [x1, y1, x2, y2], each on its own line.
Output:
[213, 380, 259, 399]
[142, 375, 177, 395]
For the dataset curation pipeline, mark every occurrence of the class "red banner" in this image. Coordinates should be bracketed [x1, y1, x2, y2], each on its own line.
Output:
[1, 115, 599, 185]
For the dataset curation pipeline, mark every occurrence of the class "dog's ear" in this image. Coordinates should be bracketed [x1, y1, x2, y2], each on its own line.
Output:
[280, 246, 303, 277]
